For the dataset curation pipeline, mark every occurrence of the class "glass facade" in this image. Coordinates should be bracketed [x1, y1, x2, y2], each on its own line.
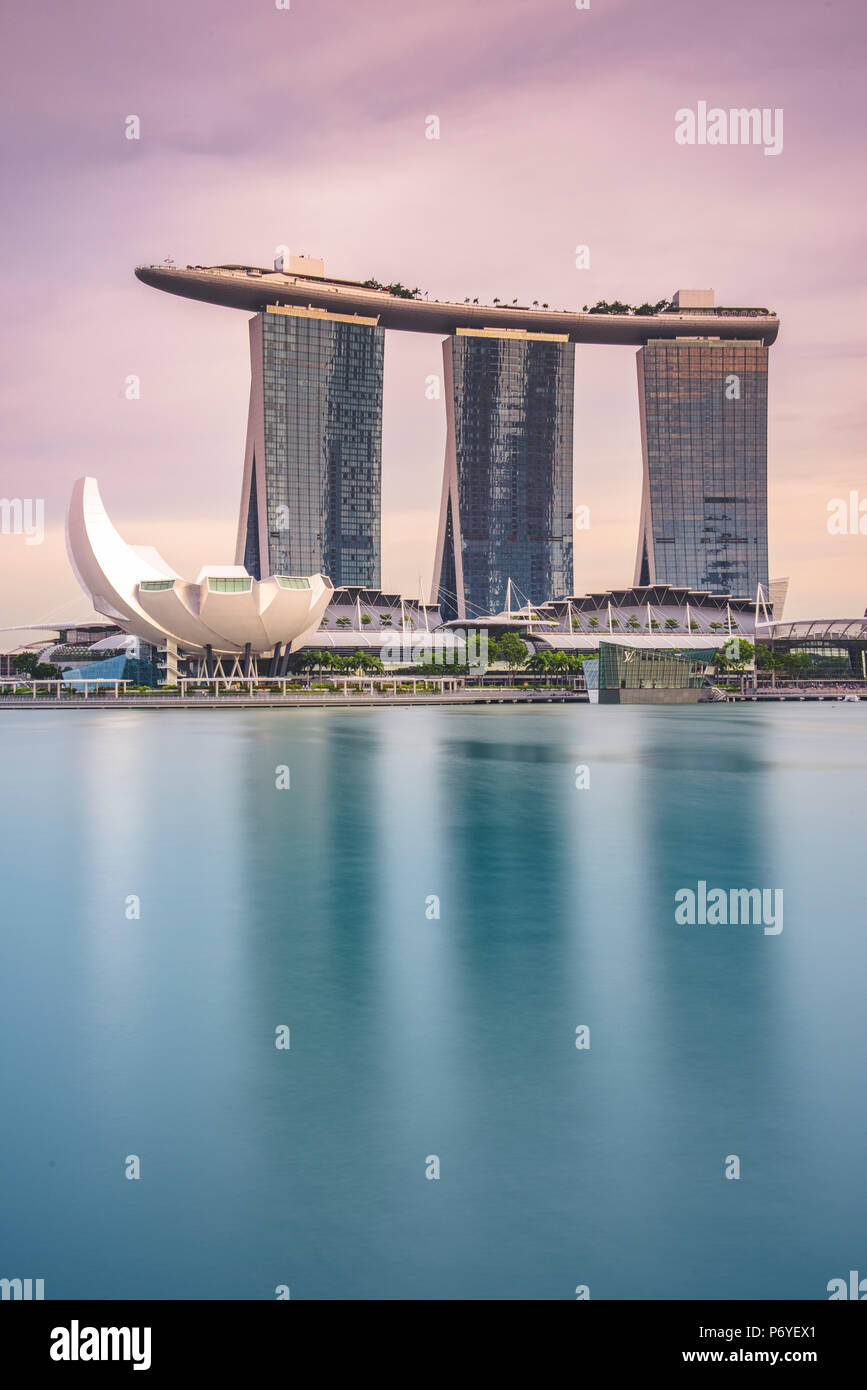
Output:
[436, 330, 574, 621]
[246, 308, 384, 587]
[784, 643, 853, 677]
[598, 642, 713, 691]
[62, 654, 161, 688]
[637, 339, 769, 599]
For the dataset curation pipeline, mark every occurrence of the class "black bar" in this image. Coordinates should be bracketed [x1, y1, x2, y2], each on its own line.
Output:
[2, 1298, 863, 1374]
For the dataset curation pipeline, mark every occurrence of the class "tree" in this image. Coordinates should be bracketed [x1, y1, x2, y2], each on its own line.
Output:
[716, 638, 754, 672]
[526, 651, 553, 674]
[664, 617, 679, 630]
[588, 616, 600, 630]
[336, 616, 352, 628]
[497, 633, 528, 672]
[752, 644, 810, 679]
[360, 613, 372, 626]
[786, 652, 813, 678]
[12, 652, 39, 676]
[12, 653, 62, 680]
[306, 649, 334, 677]
[378, 614, 393, 627]
[625, 614, 640, 630]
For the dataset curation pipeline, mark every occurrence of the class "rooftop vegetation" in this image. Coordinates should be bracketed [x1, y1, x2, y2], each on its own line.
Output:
[362, 279, 421, 299]
[582, 299, 673, 315]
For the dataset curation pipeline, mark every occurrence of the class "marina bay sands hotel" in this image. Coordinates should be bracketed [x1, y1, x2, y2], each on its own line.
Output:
[135, 256, 779, 618]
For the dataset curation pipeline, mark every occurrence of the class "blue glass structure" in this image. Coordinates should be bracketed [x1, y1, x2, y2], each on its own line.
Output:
[62, 654, 160, 687]
[433, 329, 574, 621]
[635, 338, 769, 599]
[237, 306, 385, 587]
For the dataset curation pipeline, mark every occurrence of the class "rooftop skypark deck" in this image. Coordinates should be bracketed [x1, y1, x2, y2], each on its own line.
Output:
[134, 262, 779, 345]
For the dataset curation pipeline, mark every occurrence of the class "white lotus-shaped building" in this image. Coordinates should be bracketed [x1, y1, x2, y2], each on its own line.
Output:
[66, 477, 332, 656]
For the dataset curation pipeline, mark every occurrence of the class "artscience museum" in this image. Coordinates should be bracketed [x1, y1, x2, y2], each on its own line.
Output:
[66, 477, 333, 676]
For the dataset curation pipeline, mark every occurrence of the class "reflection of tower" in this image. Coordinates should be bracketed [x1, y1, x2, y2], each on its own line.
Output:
[634, 333, 769, 600]
[236, 305, 385, 586]
[432, 329, 574, 621]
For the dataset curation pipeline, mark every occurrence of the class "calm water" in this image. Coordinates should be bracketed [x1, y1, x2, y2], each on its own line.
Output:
[1, 704, 865, 1301]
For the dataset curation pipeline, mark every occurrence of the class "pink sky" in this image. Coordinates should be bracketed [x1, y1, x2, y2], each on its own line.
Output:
[1, 0, 865, 637]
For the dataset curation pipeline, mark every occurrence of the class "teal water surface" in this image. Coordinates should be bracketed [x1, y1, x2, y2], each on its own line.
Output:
[0, 704, 865, 1300]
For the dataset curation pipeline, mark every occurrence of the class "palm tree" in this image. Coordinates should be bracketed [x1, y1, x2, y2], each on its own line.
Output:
[295, 649, 325, 680]
[336, 616, 352, 628]
[526, 651, 553, 674]
[664, 617, 679, 630]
